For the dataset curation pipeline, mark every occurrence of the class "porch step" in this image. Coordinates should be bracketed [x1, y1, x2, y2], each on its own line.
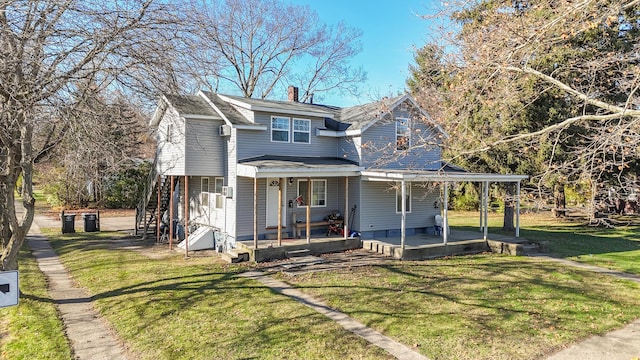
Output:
[286, 249, 311, 258]
[280, 255, 326, 269]
[220, 249, 250, 263]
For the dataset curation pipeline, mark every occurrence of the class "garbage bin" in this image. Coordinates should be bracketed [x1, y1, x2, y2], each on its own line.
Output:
[83, 213, 98, 232]
[62, 214, 76, 234]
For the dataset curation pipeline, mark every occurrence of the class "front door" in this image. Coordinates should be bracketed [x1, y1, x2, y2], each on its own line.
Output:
[266, 178, 286, 227]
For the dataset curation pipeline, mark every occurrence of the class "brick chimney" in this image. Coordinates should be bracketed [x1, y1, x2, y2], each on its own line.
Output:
[287, 86, 299, 102]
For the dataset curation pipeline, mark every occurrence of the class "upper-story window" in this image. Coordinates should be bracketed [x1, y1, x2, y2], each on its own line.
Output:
[271, 116, 290, 142]
[293, 119, 310, 143]
[271, 116, 311, 144]
[396, 118, 410, 151]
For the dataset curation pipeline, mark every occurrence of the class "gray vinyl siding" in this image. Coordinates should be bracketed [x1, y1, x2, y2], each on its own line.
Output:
[338, 136, 360, 164]
[235, 176, 347, 239]
[156, 107, 186, 176]
[184, 118, 225, 176]
[360, 109, 442, 170]
[358, 181, 440, 231]
[237, 112, 337, 159]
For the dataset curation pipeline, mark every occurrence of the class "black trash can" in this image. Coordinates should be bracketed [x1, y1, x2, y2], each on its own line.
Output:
[62, 214, 76, 234]
[82, 213, 98, 232]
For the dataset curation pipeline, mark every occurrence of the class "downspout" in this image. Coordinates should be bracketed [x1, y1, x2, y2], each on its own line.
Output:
[443, 181, 448, 245]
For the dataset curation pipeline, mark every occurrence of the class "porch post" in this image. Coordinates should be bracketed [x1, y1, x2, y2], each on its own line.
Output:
[443, 181, 448, 245]
[483, 181, 489, 241]
[516, 181, 521, 238]
[253, 177, 258, 249]
[156, 175, 161, 243]
[401, 180, 406, 250]
[169, 176, 174, 250]
[479, 181, 484, 232]
[278, 177, 283, 247]
[343, 177, 349, 240]
[306, 177, 311, 243]
[184, 176, 189, 257]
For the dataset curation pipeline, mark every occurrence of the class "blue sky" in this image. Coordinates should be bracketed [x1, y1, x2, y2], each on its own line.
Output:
[292, 0, 437, 106]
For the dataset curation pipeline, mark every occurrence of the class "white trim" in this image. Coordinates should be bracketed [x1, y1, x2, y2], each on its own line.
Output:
[292, 118, 311, 144]
[395, 117, 411, 151]
[270, 116, 290, 143]
[182, 114, 219, 120]
[234, 124, 267, 130]
[361, 170, 528, 182]
[237, 163, 362, 178]
[198, 91, 232, 126]
[297, 179, 327, 208]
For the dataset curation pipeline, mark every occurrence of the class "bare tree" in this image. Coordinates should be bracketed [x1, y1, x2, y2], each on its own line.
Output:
[0, 0, 182, 271]
[181, 0, 366, 101]
[412, 0, 640, 219]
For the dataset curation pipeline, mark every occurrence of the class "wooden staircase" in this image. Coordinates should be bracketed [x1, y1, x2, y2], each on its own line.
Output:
[135, 158, 173, 239]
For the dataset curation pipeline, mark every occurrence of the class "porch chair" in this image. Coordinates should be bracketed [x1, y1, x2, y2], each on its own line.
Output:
[434, 215, 443, 236]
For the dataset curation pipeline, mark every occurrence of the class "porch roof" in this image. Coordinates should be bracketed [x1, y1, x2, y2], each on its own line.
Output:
[237, 155, 363, 178]
[361, 169, 528, 183]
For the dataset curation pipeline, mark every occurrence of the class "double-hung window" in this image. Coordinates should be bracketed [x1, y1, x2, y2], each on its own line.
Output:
[271, 116, 290, 142]
[271, 116, 310, 144]
[396, 182, 412, 213]
[293, 119, 310, 143]
[396, 118, 411, 151]
[297, 179, 326, 207]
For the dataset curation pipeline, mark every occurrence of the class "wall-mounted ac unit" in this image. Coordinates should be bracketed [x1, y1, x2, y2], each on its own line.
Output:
[219, 124, 231, 136]
[221, 186, 233, 198]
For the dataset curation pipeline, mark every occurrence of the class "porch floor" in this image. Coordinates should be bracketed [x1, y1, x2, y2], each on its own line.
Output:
[237, 229, 531, 262]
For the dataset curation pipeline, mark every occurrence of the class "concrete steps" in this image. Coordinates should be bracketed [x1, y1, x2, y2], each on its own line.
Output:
[220, 249, 250, 263]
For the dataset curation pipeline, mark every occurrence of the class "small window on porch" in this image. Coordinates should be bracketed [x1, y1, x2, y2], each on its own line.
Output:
[201, 177, 210, 207]
[297, 179, 326, 207]
[214, 177, 224, 209]
[396, 182, 412, 213]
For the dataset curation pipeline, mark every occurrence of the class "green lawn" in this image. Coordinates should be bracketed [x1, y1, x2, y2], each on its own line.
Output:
[3, 209, 639, 359]
[283, 254, 640, 359]
[0, 247, 72, 360]
[44, 230, 393, 360]
[448, 211, 640, 275]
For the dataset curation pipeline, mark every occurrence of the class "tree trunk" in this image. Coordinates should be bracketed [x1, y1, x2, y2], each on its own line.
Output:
[503, 184, 515, 231]
[552, 183, 566, 217]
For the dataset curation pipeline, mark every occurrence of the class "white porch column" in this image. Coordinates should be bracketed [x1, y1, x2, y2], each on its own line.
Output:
[483, 181, 489, 241]
[306, 177, 311, 243]
[343, 177, 349, 240]
[184, 176, 189, 258]
[516, 181, 521, 238]
[277, 177, 283, 247]
[253, 177, 258, 249]
[443, 181, 448, 245]
[479, 181, 484, 232]
[400, 180, 406, 250]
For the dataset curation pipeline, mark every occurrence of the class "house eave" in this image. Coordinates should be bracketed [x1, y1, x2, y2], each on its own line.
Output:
[218, 94, 335, 119]
[361, 170, 528, 183]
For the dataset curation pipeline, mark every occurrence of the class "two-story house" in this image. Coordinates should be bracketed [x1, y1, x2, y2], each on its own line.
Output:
[140, 86, 527, 260]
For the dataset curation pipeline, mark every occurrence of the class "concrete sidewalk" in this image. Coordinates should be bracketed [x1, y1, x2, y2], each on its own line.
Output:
[23, 207, 130, 360]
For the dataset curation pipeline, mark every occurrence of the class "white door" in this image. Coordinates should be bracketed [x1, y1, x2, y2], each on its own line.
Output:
[266, 178, 286, 227]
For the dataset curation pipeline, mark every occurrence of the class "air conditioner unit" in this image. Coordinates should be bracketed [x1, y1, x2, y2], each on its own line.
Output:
[221, 186, 233, 198]
[219, 124, 231, 136]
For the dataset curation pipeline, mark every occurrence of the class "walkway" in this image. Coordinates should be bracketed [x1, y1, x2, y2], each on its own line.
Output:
[240, 270, 429, 360]
[23, 207, 129, 360]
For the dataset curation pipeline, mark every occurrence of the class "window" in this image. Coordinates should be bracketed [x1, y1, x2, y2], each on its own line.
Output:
[166, 124, 173, 142]
[271, 116, 290, 142]
[396, 118, 410, 151]
[396, 182, 412, 213]
[271, 117, 311, 143]
[297, 179, 326, 207]
[201, 177, 210, 206]
[293, 118, 310, 143]
[214, 177, 224, 209]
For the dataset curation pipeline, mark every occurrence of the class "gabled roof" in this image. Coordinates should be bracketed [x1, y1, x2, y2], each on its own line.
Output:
[150, 94, 220, 126]
[199, 91, 254, 126]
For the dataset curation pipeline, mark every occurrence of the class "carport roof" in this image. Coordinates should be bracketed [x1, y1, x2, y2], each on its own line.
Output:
[361, 169, 528, 182]
[237, 155, 362, 178]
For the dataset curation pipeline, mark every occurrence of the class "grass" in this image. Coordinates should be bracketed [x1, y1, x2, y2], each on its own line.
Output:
[0, 247, 72, 360]
[282, 255, 640, 359]
[43, 230, 394, 360]
[447, 211, 640, 275]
